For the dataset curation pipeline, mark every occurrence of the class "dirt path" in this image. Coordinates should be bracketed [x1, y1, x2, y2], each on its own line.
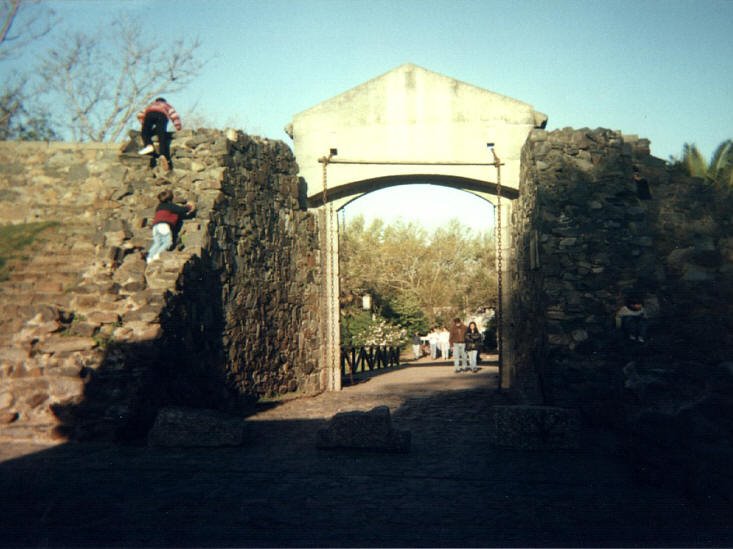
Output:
[1, 357, 730, 547]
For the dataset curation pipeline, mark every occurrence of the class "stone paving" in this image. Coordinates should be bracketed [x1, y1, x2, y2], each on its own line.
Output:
[1, 356, 731, 548]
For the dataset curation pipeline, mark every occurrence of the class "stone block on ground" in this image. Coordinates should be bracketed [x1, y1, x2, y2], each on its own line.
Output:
[491, 405, 581, 450]
[316, 405, 411, 453]
[147, 406, 245, 447]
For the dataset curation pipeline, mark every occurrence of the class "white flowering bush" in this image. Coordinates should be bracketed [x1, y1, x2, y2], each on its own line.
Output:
[351, 317, 407, 347]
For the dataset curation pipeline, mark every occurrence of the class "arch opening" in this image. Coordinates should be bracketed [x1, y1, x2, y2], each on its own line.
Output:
[333, 180, 506, 387]
[308, 173, 517, 209]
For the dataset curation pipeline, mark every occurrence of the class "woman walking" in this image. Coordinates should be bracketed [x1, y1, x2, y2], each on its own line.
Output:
[465, 321, 482, 373]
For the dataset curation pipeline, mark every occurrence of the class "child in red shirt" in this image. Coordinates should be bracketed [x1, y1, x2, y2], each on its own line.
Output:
[146, 189, 195, 263]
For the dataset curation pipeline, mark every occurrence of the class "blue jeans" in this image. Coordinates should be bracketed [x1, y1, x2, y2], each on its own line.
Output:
[467, 350, 478, 370]
[621, 316, 648, 339]
[147, 223, 172, 262]
[453, 343, 467, 371]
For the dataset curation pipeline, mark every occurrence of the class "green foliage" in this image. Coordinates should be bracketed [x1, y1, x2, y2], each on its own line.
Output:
[481, 314, 497, 350]
[341, 310, 407, 347]
[0, 221, 58, 279]
[671, 140, 733, 188]
[391, 292, 429, 335]
[340, 214, 497, 329]
[341, 310, 372, 347]
[709, 140, 733, 187]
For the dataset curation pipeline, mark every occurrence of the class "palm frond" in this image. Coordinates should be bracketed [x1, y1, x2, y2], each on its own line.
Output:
[709, 140, 733, 182]
[682, 143, 709, 178]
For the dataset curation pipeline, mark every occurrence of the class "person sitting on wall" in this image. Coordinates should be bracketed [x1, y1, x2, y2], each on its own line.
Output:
[615, 295, 648, 343]
[146, 189, 196, 263]
[632, 166, 652, 200]
[137, 97, 182, 171]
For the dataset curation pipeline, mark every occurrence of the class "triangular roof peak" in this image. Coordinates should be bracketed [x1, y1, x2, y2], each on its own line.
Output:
[295, 63, 541, 119]
[384, 62, 521, 99]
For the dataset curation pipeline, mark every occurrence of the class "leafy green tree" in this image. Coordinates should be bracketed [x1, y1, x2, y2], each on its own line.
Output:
[340, 214, 497, 330]
[341, 310, 406, 347]
[341, 310, 373, 347]
[390, 292, 429, 335]
[672, 140, 733, 187]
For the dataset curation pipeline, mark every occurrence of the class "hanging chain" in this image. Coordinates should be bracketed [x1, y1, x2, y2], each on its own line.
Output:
[321, 158, 329, 209]
[321, 157, 332, 389]
[490, 147, 504, 391]
[320, 153, 338, 390]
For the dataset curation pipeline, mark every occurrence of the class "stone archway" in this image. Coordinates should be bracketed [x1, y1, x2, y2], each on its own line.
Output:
[307, 173, 518, 209]
[287, 64, 547, 390]
[314, 170, 514, 392]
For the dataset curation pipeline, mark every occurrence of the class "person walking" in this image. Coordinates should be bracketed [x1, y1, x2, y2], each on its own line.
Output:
[438, 326, 451, 360]
[411, 332, 422, 361]
[428, 327, 439, 360]
[449, 317, 468, 373]
[465, 321, 482, 373]
[137, 97, 182, 170]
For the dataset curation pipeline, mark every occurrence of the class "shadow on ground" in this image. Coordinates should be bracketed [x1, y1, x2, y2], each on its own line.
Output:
[1, 374, 731, 548]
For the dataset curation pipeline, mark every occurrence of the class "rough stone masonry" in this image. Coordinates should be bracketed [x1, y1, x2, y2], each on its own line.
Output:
[507, 127, 733, 408]
[506, 127, 733, 501]
[0, 129, 324, 443]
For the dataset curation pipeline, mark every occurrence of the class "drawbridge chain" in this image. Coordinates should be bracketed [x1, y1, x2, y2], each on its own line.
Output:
[489, 145, 504, 391]
[320, 150, 339, 391]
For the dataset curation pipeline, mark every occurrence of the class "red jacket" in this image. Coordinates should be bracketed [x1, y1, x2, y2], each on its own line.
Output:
[449, 322, 467, 345]
[152, 201, 191, 228]
[137, 100, 182, 131]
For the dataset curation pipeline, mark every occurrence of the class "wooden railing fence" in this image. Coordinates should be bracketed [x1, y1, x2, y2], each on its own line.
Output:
[340, 345, 401, 383]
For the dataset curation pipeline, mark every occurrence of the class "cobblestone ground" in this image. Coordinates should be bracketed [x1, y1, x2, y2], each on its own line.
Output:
[1, 357, 730, 547]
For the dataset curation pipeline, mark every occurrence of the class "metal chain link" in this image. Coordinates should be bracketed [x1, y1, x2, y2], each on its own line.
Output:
[321, 155, 338, 390]
[490, 148, 504, 391]
[321, 158, 332, 389]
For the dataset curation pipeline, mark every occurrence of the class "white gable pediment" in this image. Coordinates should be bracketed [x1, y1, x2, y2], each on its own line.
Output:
[289, 64, 547, 202]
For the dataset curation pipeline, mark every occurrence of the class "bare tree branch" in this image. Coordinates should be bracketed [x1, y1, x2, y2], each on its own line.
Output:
[0, 0, 20, 46]
[38, 13, 206, 142]
[0, 0, 55, 61]
[0, 71, 57, 140]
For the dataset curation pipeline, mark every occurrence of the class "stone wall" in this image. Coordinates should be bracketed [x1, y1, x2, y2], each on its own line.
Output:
[170, 131, 324, 403]
[0, 130, 324, 443]
[508, 127, 733, 408]
[507, 127, 733, 500]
